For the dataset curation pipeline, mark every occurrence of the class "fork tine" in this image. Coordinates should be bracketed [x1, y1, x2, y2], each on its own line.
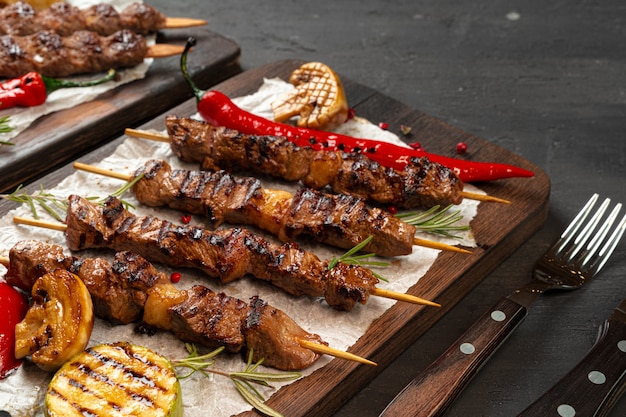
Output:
[590, 210, 626, 275]
[566, 197, 611, 260]
[580, 203, 622, 269]
[552, 193, 599, 256]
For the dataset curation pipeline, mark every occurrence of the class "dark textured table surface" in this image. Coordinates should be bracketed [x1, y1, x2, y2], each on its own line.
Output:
[22, 1, 626, 416]
[148, 0, 626, 416]
[185, 2, 625, 416]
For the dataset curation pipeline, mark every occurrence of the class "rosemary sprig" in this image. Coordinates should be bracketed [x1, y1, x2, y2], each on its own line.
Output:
[328, 236, 389, 282]
[396, 205, 470, 238]
[173, 343, 301, 417]
[0, 115, 14, 146]
[1, 175, 143, 221]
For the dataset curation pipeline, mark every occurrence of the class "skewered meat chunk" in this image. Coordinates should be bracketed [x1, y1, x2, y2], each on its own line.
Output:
[132, 159, 416, 257]
[3, 240, 326, 370]
[4, 239, 71, 291]
[0, 1, 166, 36]
[0, 29, 146, 78]
[64, 194, 379, 311]
[164, 115, 464, 209]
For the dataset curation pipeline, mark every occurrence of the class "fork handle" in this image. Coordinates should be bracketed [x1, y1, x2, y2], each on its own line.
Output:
[379, 297, 528, 417]
[516, 312, 626, 417]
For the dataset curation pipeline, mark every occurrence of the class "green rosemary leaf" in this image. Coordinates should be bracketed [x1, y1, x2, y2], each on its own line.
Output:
[0, 115, 14, 145]
[397, 205, 470, 237]
[327, 236, 389, 282]
[172, 345, 299, 417]
[232, 379, 284, 417]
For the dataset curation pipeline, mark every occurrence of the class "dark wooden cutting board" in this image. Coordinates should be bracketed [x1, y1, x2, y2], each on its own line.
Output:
[0, 60, 550, 416]
[0, 26, 241, 194]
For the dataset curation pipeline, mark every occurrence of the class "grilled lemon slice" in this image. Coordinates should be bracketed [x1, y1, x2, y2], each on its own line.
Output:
[45, 342, 182, 417]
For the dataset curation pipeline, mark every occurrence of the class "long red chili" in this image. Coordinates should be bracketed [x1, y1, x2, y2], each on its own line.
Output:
[0, 69, 116, 110]
[180, 38, 534, 183]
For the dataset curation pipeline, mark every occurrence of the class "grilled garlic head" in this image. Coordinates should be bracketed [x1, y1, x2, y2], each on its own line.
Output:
[271, 61, 349, 131]
[14, 269, 94, 372]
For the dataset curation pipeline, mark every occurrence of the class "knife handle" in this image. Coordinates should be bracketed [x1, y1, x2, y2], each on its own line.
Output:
[379, 297, 528, 417]
[516, 314, 626, 417]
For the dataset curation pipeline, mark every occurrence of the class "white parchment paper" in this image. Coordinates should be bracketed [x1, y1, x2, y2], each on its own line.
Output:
[0, 78, 481, 416]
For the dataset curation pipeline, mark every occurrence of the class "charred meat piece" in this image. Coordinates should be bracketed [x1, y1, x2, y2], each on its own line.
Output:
[165, 115, 463, 209]
[0, 1, 166, 36]
[0, 29, 146, 78]
[132, 159, 415, 257]
[3, 240, 326, 370]
[244, 296, 324, 370]
[64, 194, 379, 311]
[4, 239, 72, 291]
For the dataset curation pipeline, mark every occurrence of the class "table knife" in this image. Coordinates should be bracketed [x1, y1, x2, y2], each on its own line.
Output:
[517, 297, 626, 417]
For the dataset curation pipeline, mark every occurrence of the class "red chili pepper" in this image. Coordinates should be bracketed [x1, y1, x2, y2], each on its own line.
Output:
[180, 38, 534, 183]
[0, 282, 28, 379]
[0, 69, 116, 110]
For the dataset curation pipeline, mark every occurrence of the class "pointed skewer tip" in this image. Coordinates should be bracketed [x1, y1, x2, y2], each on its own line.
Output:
[372, 288, 441, 307]
[461, 191, 511, 204]
[299, 339, 376, 366]
[413, 238, 472, 254]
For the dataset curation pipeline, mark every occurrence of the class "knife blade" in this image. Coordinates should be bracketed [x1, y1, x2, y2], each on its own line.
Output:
[516, 297, 626, 417]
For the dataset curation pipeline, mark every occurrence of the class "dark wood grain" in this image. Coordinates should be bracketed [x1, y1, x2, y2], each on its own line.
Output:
[0, 59, 549, 417]
[0, 26, 241, 194]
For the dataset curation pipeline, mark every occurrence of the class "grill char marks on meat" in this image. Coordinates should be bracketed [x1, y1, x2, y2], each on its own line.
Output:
[132, 159, 415, 257]
[3, 241, 325, 370]
[64, 195, 379, 311]
[0, 1, 166, 36]
[165, 115, 464, 209]
[0, 29, 146, 78]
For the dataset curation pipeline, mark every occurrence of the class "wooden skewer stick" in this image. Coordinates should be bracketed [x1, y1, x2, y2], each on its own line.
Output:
[0, 257, 374, 366]
[125, 128, 169, 142]
[13, 214, 439, 308]
[460, 191, 510, 204]
[146, 44, 186, 59]
[164, 17, 208, 29]
[123, 128, 511, 205]
[413, 237, 471, 254]
[373, 288, 440, 307]
[72, 162, 467, 257]
[299, 339, 376, 366]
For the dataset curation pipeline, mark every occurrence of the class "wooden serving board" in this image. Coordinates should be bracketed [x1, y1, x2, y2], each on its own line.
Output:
[0, 60, 550, 416]
[0, 26, 241, 194]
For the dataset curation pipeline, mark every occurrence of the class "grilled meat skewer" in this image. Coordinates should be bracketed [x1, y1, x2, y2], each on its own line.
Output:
[0, 29, 150, 78]
[163, 115, 464, 210]
[56, 194, 382, 311]
[2, 240, 356, 370]
[90, 159, 416, 257]
[0, 1, 166, 37]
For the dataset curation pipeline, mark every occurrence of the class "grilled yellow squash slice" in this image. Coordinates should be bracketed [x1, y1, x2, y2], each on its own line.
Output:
[44, 342, 182, 417]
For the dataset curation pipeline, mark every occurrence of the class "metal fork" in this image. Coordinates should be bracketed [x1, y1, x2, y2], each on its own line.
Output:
[379, 194, 626, 417]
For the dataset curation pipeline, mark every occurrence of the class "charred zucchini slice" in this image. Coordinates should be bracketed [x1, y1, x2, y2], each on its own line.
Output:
[45, 342, 182, 417]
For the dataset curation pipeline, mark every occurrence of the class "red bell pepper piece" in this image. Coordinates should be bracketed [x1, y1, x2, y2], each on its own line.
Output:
[0, 69, 117, 110]
[180, 38, 534, 183]
[0, 282, 28, 379]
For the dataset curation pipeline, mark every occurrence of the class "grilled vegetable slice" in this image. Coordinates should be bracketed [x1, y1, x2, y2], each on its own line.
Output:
[14, 269, 94, 371]
[271, 61, 349, 131]
[44, 342, 183, 417]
